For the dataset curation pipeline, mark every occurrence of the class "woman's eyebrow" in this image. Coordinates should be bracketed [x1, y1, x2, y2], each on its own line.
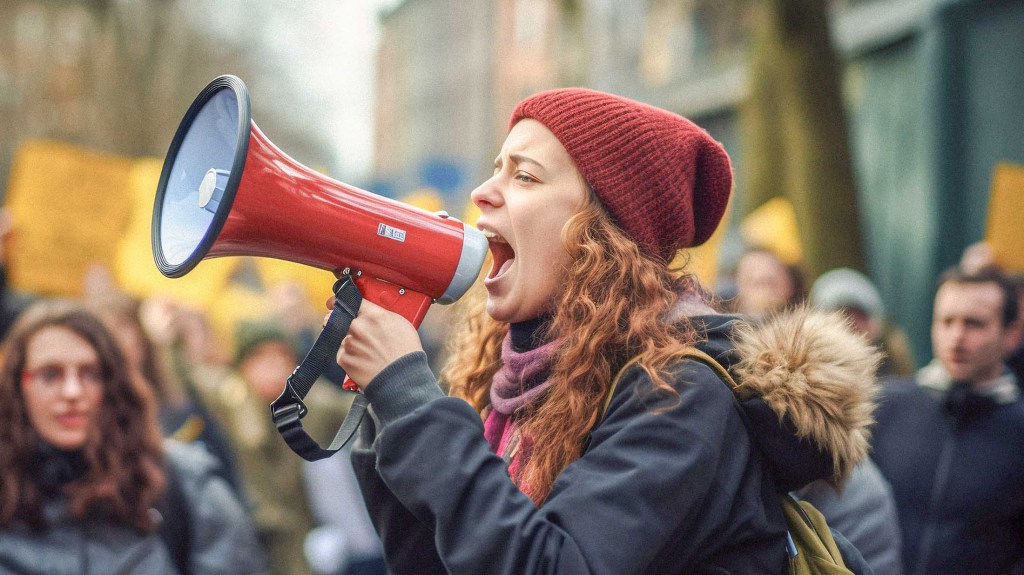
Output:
[494, 153, 544, 171]
[509, 153, 543, 170]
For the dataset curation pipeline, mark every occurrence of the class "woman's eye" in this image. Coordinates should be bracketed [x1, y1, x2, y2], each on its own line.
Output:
[79, 365, 104, 385]
[36, 366, 64, 384]
[514, 172, 536, 183]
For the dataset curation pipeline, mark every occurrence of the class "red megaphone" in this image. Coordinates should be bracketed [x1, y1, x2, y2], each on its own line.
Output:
[152, 75, 487, 327]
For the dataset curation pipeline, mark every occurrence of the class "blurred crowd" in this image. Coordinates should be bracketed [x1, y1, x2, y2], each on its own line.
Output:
[714, 239, 1024, 575]
[2, 187, 1024, 575]
[0, 208, 390, 575]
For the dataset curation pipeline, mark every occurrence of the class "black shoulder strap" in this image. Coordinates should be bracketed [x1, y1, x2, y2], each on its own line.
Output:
[270, 275, 369, 461]
[157, 459, 191, 575]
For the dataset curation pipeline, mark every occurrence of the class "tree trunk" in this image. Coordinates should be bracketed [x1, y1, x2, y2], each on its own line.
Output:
[740, 0, 865, 279]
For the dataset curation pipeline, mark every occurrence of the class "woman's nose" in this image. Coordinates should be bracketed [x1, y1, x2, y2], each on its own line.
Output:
[470, 175, 503, 210]
[59, 373, 86, 397]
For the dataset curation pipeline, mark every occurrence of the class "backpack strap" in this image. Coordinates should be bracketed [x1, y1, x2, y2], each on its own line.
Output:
[157, 458, 192, 575]
[595, 347, 737, 425]
[596, 357, 641, 424]
[583, 357, 642, 452]
[678, 347, 741, 391]
[781, 492, 848, 567]
[670, 349, 851, 570]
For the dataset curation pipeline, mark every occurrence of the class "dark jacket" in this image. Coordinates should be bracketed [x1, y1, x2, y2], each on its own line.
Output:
[0, 440, 269, 575]
[352, 308, 879, 574]
[872, 363, 1024, 575]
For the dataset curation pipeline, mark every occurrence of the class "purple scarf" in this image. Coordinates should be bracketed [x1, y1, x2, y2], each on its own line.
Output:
[483, 333, 559, 461]
[489, 334, 560, 415]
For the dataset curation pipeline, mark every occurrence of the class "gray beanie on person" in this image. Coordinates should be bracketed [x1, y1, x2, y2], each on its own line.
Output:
[809, 268, 885, 321]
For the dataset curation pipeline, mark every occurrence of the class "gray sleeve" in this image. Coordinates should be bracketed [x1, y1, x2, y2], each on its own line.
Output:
[362, 351, 445, 426]
[797, 458, 904, 575]
[165, 440, 272, 575]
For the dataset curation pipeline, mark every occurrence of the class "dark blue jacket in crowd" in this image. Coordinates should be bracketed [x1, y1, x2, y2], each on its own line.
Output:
[872, 365, 1024, 575]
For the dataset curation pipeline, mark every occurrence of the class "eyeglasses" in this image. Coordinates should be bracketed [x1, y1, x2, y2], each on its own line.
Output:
[22, 362, 105, 391]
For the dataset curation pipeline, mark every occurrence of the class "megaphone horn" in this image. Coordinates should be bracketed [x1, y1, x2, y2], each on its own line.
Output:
[153, 75, 487, 460]
[153, 75, 486, 317]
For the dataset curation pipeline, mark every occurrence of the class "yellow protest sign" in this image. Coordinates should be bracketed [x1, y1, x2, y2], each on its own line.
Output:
[462, 196, 481, 226]
[204, 281, 275, 354]
[256, 257, 337, 311]
[5, 140, 135, 296]
[985, 162, 1024, 273]
[401, 187, 446, 213]
[740, 196, 803, 266]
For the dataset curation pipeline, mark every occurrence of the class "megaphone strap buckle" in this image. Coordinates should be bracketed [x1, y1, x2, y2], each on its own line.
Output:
[271, 386, 306, 426]
[270, 274, 367, 461]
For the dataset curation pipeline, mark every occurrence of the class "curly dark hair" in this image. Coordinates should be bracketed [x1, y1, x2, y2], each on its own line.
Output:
[0, 299, 165, 532]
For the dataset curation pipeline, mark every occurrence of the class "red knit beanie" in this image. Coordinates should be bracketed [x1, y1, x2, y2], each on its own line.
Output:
[510, 88, 732, 261]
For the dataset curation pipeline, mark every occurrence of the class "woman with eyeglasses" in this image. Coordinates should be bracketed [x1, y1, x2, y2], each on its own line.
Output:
[0, 299, 269, 575]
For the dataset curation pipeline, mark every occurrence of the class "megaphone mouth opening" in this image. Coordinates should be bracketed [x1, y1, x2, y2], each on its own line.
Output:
[152, 75, 251, 278]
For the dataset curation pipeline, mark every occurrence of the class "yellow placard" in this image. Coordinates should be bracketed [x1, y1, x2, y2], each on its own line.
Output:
[985, 162, 1024, 273]
[256, 257, 337, 311]
[462, 196, 481, 226]
[740, 196, 803, 266]
[204, 281, 275, 354]
[5, 140, 136, 296]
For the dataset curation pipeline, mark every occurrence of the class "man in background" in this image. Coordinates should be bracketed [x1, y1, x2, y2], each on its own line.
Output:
[871, 267, 1024, 574]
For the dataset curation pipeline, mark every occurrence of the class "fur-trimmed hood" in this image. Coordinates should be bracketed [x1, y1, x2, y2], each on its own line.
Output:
[690, 306, 882, 491]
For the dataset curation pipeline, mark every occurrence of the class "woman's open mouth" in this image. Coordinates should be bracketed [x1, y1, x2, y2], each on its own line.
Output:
[482, 230, 515, 281]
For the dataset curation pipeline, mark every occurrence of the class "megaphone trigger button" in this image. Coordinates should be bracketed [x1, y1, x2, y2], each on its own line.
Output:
[377, 289, 400, 307]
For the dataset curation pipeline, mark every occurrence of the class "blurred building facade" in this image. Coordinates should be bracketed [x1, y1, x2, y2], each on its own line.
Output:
[373, 0, 1024, 364]
[373, 0, 497, 200]
[373, 0, 750, 212]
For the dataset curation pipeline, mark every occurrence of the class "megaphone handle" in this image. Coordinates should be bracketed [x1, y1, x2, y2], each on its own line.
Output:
[342, 276, 432, 392]
[353, 275, 433, 328]
[271, 275, 367, 461]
